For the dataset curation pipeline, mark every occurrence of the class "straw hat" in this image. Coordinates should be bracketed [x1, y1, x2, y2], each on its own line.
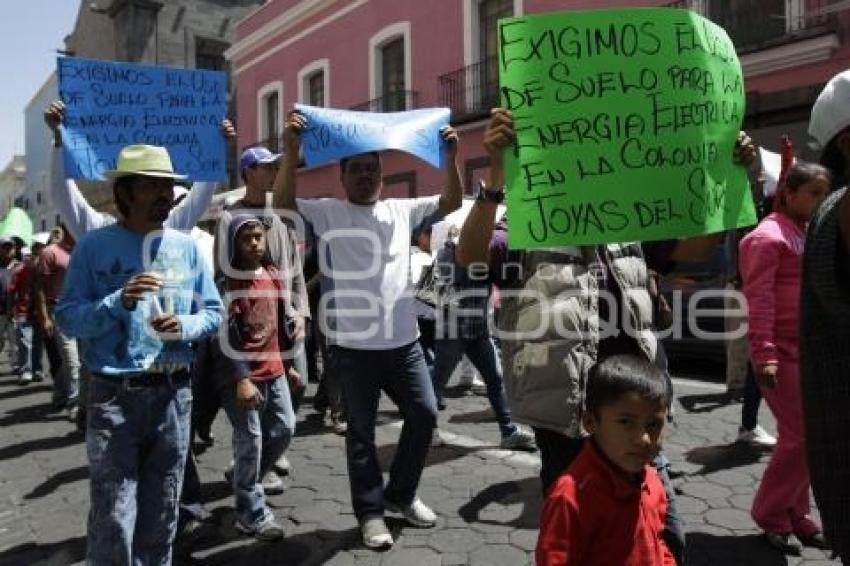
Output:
[104, 145, 187, 180]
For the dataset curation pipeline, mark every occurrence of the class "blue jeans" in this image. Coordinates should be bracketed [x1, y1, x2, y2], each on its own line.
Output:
[432, 334, 516, 438]
[221, 376, 295, 528]
[86, 375, 192, 566]
[741, 363, 764, 431]
[334, 342, 437, 521]
[14, 319, 42, 375]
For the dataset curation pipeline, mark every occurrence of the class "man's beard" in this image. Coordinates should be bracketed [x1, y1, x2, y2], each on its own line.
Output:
[148, 200, 172, 222]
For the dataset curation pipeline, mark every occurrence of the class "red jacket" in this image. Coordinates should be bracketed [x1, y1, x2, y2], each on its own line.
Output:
[8, 261, 33, 320]
[536, 441, 675, 566]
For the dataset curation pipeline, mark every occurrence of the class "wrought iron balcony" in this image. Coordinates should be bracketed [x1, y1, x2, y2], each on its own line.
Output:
[664, 0, 835, 52]
[349, 90, 419, 112]
[707, 0, 834, 51]
[438, 56, 500, 124]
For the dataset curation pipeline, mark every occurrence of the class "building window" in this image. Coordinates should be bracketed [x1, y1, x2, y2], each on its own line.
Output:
[698, 0, 805, 50]
[41, 219, 46, 231]
[381, 38, 405, 111]
[479, 0, 513, 64]
[308, 71, 325, 107]
[369, 22, 412, 111]
[478, 0, 513, 108]
[464, 0, 521, 67]
[36, 192, 42, 205]
[195, 37, 229, 71]
[257, 82, 283, 153]
[298, 59, 330, 107]
[55, 214, 60, 226]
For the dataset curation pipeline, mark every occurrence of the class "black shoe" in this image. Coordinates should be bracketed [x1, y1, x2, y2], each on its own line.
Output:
[437, 399, 446, 411]
[798, 531, 830, 550]
[764, 532, 801, 555]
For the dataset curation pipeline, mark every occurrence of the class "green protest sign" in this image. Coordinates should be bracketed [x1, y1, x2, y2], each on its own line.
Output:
[498, 8, 756, 248]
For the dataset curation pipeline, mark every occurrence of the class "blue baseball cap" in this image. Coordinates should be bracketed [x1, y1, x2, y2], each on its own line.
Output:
[239, 146, 281, 173]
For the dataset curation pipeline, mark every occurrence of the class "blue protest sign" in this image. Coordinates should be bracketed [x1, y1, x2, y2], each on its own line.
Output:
[57, 57, 227, 182]
[294, 104, 451, 169]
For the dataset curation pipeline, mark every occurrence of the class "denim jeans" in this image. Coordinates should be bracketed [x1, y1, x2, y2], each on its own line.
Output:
[335, 341, 437, 521]
[432, 334, 516, 438]
[53, 326, 80, 406]
[741, 363, 764, 432]
[0, 314, 16, 362]
[221, 376, 295, 528]
[86, 375, 192, 566]
[14, 319, 42, 375]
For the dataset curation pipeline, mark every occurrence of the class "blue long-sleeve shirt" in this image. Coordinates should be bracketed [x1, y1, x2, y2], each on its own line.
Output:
[56, 224, 222, 376]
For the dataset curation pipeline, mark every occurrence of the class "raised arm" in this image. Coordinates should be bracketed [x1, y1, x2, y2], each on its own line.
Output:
[165, 119, 236, 231]
[456, 109, 513, 268]
[438, 126, 463, 214]
[272, 111, 305, 212]
[45, 101, 110, 240]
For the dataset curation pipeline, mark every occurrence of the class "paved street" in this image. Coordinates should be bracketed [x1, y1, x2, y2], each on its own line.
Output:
[0, 359, 839, 566]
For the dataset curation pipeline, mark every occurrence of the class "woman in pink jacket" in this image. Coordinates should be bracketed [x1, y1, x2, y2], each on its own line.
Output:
[740, 160, 831, 553]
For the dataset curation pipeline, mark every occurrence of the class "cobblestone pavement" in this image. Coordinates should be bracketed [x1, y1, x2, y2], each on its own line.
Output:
[0, 360, 839, 565]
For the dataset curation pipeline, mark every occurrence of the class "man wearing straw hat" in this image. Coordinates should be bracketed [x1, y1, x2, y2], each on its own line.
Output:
[56, 144, 222, 565]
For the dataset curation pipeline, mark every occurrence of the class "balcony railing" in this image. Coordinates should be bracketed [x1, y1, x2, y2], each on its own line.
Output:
[438, 56, 501, 124]
[349, 90, 419, 112]
[670, 0, 835, 52]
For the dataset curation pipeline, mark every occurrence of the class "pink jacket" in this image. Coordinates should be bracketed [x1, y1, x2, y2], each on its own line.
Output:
[739, 212, 805, 369]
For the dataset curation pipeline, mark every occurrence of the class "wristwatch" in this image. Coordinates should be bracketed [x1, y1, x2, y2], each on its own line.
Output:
[476, 179, 505, 204]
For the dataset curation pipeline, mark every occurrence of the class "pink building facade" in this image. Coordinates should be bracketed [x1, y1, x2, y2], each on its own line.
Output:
[226, 0, 850, 199]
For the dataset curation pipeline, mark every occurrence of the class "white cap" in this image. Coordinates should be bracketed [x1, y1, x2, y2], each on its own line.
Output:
[32, 232, 50, 246]
[809, 69, 850, 150]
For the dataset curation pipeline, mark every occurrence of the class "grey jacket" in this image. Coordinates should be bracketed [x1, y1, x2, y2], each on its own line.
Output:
[498, 243, 659, 437]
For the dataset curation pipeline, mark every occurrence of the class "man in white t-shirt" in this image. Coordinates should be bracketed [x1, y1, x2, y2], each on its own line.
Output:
[274, 111, 462, 549]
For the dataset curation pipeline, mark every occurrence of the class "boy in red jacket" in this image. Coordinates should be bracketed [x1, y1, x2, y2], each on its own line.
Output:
[536, 354, 675, 566]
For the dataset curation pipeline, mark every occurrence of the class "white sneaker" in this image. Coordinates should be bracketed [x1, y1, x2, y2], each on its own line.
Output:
[274, 455, 291, 476]
[361, 516, 393, 549]
[235, 516, 285, 541]
[262, 470, 285, 495]
[17, 371, 32, 385]
[385, 497, 437, 527]
[737, 425, 777, 447]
